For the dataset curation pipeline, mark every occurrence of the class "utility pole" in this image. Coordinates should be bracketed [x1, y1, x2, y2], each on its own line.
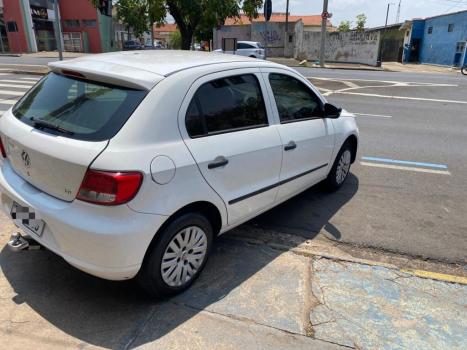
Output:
[264, 0, 272, 60]
[377, 3, 394, 67]
[285, 0, 290, 33]
[396, 0, 401, 23]
[0, 29, 4, 54]
[319, 0, 329, 68]
[385, 3, 391, 26]
[53, 0, 63, 60]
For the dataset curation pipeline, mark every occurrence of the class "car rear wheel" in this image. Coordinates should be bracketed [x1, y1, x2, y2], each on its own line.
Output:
[137, 213, 213, 298]
[325, 142, 353, 191]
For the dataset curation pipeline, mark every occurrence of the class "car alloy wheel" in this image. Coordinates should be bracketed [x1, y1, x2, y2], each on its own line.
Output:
[161, 226, 208, 287]
[335, 150, 351, 185]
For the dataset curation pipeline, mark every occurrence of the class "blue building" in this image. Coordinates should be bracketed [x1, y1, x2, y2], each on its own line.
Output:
[403, 10, 467, 67]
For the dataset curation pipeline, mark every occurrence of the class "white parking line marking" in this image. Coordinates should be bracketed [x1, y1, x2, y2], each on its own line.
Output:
[19, 77, 40, 81]
[353, 113, 393, 118]
[0, 79, 35, 85]
[360, 162, 451, 175]
[342, 81, 359, 88]
[0, 83, 33, 89]
[307, 77, 458, 87]
[336, 91, 467, 105]
[0, 99, 18, 105]
[0, 90, 26, 96]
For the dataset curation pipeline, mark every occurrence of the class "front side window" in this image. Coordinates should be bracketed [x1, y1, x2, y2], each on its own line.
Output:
[269, 73, 323, 123]
[185, 74, 268, 137]
[12, 72, 147, 141]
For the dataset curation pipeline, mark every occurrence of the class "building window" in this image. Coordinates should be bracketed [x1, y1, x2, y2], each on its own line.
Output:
[448, 24, 454, 32]
[6, 21, 18, 32]
[64, 20, 80, 27]
[82, 20, 97, 27]
[427, 26, 433, 34]
[288, 34, 293, 43]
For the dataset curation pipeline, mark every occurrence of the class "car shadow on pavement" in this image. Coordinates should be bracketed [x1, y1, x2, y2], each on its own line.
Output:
[0, 174, 358, 349]
[249, 173, 359, 240]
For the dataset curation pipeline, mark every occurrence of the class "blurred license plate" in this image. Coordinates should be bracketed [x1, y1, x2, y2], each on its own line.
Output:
[10, 202, 45, 237]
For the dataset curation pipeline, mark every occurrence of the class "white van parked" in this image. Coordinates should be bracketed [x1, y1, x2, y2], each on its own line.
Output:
[0, 51, 358, 297]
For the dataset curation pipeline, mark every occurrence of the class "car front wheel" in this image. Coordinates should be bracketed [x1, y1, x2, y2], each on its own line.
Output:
[325, 142, 353, 191]
[137, 213, 213, 298]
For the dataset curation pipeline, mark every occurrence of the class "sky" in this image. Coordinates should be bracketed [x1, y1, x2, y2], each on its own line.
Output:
[270, 0, 467, 28]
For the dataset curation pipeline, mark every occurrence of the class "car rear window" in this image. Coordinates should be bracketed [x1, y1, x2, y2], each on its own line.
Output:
[12, 72, 147, 141]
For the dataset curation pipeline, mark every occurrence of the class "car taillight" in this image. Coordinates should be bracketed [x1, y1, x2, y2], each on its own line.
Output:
[77, 170, 143, 206]
[0, 137, 7, 158]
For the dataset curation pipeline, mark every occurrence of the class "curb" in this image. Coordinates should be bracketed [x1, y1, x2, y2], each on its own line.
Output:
[401, 269, 467, 285]
[226, 235, 467, 286]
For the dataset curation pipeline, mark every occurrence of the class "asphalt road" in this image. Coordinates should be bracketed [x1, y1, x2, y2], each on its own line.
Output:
[0, 70, 466, 265]
[250, 67, 467, 264]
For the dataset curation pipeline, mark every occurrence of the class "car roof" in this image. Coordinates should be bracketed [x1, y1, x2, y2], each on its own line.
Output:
[48, 50, 278, 90]
[238, 41, 260, 45]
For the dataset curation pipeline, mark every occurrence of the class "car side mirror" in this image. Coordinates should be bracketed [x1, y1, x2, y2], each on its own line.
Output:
[323, 103, 342, 119]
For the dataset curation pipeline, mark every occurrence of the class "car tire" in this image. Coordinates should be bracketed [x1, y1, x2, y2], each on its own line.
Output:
[137, 213, 213, 298]
[325, 142, 353, 191]
[249, 55, 257, 58]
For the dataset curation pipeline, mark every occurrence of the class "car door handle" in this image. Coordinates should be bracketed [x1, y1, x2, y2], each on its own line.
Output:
[284, 141, 297, 151]
[208, 156, 229, 169]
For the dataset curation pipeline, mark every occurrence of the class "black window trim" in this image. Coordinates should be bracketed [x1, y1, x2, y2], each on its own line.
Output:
[268, 72, 324, 125]
[185, 73, 270, 139]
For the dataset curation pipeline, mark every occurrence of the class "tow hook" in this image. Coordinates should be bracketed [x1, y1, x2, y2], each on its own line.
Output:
[7, 233, 41, 252]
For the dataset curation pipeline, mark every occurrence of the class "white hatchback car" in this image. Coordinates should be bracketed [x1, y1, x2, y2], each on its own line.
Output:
[0, 51, 358, 297]
[215, 41, 265, 59]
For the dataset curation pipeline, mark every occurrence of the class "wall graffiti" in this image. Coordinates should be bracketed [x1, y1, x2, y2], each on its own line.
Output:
[295, 29, 381, 66]
[258, 30, 281, 45]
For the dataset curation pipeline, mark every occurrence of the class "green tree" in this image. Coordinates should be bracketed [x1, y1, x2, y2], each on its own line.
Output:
[115, 0, 148, 39]
[355, 13, 367, 32]
[168, 30, 182, 49]
[142, 0, 265, 50]
[337, 20, 351, 32]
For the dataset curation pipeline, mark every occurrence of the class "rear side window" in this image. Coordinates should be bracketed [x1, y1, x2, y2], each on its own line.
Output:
[269, 73, 323, 123]
[237, 43, 254, 49]
[12, 72, 147, 141]
[185, 74, 268, 137]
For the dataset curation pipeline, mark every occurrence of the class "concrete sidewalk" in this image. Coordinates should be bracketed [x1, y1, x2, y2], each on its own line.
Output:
[1, 211, 466, 349]
[269, 57, 461, 74]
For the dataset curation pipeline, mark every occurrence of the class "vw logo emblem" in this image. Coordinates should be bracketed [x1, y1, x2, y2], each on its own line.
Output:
[21, 150, 31, 168]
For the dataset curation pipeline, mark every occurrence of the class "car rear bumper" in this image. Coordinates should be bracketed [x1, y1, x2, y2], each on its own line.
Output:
[0, 160, 167, 280]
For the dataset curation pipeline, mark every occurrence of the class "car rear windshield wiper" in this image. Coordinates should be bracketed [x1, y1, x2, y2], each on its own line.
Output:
[30, 117, 75, 135]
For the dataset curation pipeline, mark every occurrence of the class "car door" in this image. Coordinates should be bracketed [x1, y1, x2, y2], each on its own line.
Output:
[262, 69, 335, 201]
[236, 43, 254, 57]
[179, 69, 283, 225]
